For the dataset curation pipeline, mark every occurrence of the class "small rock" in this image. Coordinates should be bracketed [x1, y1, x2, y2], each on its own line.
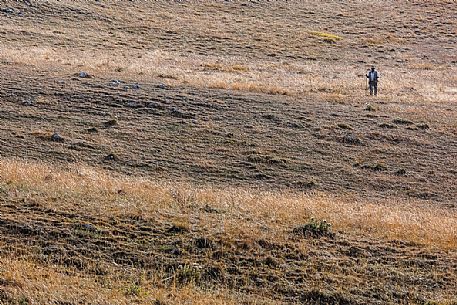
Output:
[42, 245, 63, 256]
[158, 83, 167, 89]
[78, 71, 92, 78]
[147, 101, 165, 110]
[395, 169, 407, 176]
[104, 153, 117, 161]
[109, 79, 123, 86]
[167, 224, 189, 234]
[1, 8, 15, 14]
[86, 127, 98, 133]
[202, 204, 219, 213]
[126, 101, 141, 108]
[170, 108, 196, 119]
[22, 97, 35, 106]
[393, 118, 414, 125]
[254, 173, 270, 180]
[81, 223, 97, 232]
[50, 133, 64, 143]
[361, 163, 387, 172]
[171, 247, 182, 256]
[379, 123, 396, 129]
[337, 123, 352, 130]
[417, 123, 430, 130]
[342, 133, 361, 145]
[103, 119, 118, 127]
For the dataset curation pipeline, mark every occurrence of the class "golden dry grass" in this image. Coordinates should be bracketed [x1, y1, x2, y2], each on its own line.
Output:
[0, 258, 238, 305]
[3, 45, 456, 106]
[1, 158, 456, 304]
[1, 1, 456, 303]
[1, 158, 455, 250]
[1, 0, 456, 106]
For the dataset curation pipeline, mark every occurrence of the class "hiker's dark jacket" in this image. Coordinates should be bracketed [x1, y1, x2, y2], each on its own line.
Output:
[367, 71, 379, 83]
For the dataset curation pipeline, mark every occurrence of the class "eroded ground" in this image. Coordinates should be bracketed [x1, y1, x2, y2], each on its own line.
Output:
[0, 1, 456, 304]
[0, 65, 456, 204]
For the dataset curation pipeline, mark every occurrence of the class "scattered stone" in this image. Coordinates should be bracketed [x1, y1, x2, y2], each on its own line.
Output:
[345, 246, 368, 258]
[125, 101, 142, 108]
[254, 173, 270, 180]
[162, 245, 182, 256]
[77, 71, 92, 78]
[103, 119, 118, 127]
[167, 224, 189, 234]
[289, 180, 316, 189]
[158, 83, 167, 89]
[395, 168, 407, 176]
[202, 204, 220, 214]
[342, 133, 361, 145]
[170, 108, 196, 119]
[86, 127, 98, 133]
[337, 123, 352, 130]
[104, 153, 117, 161]
[417, 123, 430, 130]
[147, 101, 166, 110]
[262, 113, 280, 121]
[379, 123, 396, 129]
[1, 8, 15, 14]
[121, 83, 141, 91]
[393, 118, 414, 125]
[22, 97, 35, 106]
[361, 162, 387, 172]
[109, 79, 123, 87]
[80, 223, 97, 233]
[50, 133, 64, 143]
[286, 121, 302, 129]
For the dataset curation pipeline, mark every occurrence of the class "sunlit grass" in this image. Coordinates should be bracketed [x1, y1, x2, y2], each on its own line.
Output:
[1, 159, 455, 249]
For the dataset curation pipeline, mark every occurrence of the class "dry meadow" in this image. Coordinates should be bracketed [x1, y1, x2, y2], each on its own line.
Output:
[0, 1, 456, 304]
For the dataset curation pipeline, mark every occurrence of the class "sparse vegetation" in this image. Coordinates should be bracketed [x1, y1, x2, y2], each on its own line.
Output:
[0, 0, 456, 304]
[0, 159, 456, 304]
[293, 218, 333, 238]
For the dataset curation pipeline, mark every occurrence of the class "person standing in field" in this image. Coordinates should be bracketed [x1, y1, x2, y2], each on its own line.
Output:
[366, 66, 379, 96]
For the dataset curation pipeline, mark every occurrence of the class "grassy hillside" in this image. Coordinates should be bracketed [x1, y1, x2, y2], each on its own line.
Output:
[0, 159, 456, 304]
[0, 1, 456, 304]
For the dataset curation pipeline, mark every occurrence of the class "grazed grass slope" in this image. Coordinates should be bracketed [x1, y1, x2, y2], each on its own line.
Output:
[0, 0, 456, 304]
[0, 159, 456, 304]
[0, 0, 456, 204]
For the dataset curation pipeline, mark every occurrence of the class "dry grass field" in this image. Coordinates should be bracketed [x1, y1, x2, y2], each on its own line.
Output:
[0, 0, 456, 304]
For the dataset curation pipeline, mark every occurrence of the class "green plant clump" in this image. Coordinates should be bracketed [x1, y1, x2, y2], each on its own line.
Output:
[293, 218, 333, 238]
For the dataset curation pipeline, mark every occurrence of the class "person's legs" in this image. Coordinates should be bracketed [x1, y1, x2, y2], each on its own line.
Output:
[374, 82, 378, 96]
[369, 82, 374, 95]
